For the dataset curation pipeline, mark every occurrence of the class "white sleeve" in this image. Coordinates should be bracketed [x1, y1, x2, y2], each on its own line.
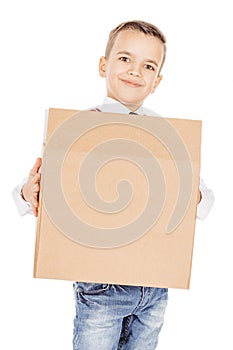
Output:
[12, 178, 34, 216]
[196, 178, 215, 220]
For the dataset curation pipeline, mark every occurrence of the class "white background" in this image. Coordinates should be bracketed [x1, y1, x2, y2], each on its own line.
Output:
[1, 0, 232, 349]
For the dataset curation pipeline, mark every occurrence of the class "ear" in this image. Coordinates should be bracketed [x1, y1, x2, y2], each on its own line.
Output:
[151, 75, 163, 94]
[99, 56, 107, 77]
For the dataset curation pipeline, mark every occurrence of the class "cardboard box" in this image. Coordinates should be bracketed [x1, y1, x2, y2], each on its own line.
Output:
[34, 108, 202, 289]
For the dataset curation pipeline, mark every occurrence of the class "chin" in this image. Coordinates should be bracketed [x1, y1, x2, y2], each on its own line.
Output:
[118, 95, 142, 107]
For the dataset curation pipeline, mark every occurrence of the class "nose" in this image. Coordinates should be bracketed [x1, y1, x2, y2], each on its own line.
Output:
[128, 70, 140, 77]
[127, 63, 141, 77]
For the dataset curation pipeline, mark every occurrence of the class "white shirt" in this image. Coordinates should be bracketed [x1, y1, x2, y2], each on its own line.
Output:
[12, 97, 214, 219]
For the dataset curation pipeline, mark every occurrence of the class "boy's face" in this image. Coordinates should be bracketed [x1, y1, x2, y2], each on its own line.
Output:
[99, 30, 165, 111]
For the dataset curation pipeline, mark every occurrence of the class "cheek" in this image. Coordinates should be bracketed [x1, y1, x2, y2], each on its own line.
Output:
[109, 61, 126, 75]
[147, 74, 158, 89]
[106, 65, 117, 79]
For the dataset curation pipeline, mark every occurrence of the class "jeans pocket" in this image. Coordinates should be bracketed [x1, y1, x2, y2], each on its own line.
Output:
[76, 282, 111, 295]
[73, 282, 111, 305]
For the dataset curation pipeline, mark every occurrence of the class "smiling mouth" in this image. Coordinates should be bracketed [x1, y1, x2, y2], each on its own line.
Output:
[121, 79, 142, 88]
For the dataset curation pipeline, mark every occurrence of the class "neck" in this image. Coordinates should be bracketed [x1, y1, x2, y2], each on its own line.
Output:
[107, 96, 142, 112]
[124, 104, 141, 112]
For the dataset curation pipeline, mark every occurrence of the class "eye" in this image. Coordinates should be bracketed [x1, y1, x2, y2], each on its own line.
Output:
[144, 64, 155, 71]
[119, 56, 130, 62]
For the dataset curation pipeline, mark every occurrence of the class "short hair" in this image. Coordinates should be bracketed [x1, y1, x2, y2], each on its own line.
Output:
[105, 20, 167, 74]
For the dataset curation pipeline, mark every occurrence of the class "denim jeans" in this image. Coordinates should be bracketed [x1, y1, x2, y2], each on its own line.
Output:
[73, 282, 168, 350]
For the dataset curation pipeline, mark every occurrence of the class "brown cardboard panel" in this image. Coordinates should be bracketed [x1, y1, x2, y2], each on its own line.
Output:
[34, 108, 202, 289]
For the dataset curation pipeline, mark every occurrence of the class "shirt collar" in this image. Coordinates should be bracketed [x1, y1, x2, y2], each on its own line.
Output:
[100, 97, 146, 115]
[98, 97, 160, 117]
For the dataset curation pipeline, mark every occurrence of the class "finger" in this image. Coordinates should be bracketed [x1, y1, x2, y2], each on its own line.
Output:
[30, 195, 37, 207]
[33, 192, 39, 203]
[33, 173, 41, 184]
[29, 158, 42, 177]
[30, 197, 39, 217]
[32, 204, 38, 217]
[29, 200, 38, 217]
[33, 183, 40, 193]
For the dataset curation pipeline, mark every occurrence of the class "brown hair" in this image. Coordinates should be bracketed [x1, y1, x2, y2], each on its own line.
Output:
[105, 20, 167, 74]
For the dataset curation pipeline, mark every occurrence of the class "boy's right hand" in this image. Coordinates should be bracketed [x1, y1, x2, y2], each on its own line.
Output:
[22, 158, 42, 217]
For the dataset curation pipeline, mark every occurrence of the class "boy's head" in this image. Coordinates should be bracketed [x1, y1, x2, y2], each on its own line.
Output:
[99, 20, 166, 111]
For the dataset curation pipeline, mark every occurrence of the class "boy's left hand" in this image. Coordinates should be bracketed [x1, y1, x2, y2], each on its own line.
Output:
[197, 190, 202, 204]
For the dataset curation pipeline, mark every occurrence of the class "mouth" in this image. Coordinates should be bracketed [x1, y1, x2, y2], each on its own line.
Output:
[121, 79, 142, 88]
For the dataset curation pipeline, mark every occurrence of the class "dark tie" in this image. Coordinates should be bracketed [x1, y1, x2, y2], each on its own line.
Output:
[129, 111, 138, 115]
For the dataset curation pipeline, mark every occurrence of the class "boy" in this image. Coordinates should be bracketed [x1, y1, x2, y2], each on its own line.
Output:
[13, 20, 214, 349]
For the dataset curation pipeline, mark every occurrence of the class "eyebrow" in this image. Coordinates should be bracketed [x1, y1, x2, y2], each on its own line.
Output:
[116, 51, 158, 67]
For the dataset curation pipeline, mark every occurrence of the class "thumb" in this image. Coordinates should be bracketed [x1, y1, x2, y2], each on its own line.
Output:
[29, 157, 42, 177]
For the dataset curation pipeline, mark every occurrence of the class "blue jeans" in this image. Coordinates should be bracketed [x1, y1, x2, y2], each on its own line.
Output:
[73, 282, 168, 350]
